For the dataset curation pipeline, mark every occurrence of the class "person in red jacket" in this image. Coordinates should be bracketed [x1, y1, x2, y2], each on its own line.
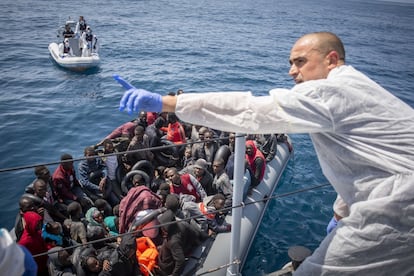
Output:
[52, 153, 92, 212]
[165, 167, 206, 202]
[18, 211, 49, 276]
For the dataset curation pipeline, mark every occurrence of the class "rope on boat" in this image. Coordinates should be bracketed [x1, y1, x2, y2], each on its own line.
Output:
[0, 135, 239, 173]
[30, 182, 331, 260]
[196, 259, 241, 276]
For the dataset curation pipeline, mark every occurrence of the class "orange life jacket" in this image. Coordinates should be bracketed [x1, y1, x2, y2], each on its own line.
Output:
[199, 202, 215, 220]
[136, 236, 159, 276]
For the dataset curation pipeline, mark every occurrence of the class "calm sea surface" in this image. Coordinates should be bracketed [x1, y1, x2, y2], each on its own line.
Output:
[0, 0, 413, 274]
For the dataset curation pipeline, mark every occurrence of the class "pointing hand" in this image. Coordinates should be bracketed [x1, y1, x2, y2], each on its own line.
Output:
[114, 75, 163, 114]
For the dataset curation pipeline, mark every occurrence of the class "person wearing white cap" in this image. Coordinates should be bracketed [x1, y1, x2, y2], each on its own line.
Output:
[191, 158, 214, 195]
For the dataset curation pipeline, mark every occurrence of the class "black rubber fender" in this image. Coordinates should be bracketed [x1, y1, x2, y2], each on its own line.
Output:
[154, 139, 180, 166]
[214, 145, 232, 166]
[129, 207, 166, 232]
[20, 193, 44, 207]
[131, 160, 154, 182]
[120, 170, 150, 195]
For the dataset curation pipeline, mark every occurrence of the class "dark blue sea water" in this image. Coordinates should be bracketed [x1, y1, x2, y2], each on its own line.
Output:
[0, 0, 413, 274]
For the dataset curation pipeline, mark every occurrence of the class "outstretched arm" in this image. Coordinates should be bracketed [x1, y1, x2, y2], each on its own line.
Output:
[115, 75, 177, 113]
[162, 95, 177, 112]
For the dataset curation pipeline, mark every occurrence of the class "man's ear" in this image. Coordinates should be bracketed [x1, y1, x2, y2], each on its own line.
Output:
[327, 51, 340, 68]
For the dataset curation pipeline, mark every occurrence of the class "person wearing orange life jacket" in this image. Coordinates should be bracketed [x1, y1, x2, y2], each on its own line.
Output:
[136, 236, 158, 276]
[161, 113, 186, 144]
[245, 140, 266, 188]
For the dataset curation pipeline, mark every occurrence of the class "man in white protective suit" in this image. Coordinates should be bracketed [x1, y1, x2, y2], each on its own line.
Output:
[116, 32, 414, 275]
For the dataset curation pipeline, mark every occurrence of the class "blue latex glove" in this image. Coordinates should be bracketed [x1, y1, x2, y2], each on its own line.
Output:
[114, 75, 163, 114]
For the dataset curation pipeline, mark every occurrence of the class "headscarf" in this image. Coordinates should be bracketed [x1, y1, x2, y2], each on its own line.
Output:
[18, 211, 48, 274]
[245, 140, 266, 182]
[85, 207, 103, 227]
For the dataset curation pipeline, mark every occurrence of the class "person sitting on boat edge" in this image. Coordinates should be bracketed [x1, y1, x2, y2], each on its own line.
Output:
[180, 193, 231, 236]
[245, 139, 266, 189]
[18, 211, 49, 275]
[255, 133, 278, 162]
[155, 209, 207, 276]
[59, 38, 74, 58]
[116, 31, 414, 275]
[212, 158, 233, 209]
[52, 153, 93, 213]
[78, 146, 107, 202]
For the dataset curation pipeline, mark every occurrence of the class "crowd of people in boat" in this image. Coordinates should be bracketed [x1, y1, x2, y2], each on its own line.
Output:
[10, 91, 290, 275]
[59, 16, 99, 58]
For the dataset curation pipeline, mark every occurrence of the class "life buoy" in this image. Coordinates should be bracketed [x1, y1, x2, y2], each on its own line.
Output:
[136, 236, 159, 276]
[132, 160, 154, 182]
[214, 145, 232, 166]
[121, 170, 150, 195]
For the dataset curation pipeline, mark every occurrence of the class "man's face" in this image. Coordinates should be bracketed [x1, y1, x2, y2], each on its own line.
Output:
[87, 257, 101, 272]
[245, 145, 254, 157]
[34, 181, 47, 198]
[134, 130, 144, 142]
[38, 169, 50, 182]
[212, 162, 223, 174]
[62, 161, 74, 171]
[288, 36, 330, 84]
[194, 167, 204, 177]
[166, 169, 180, 185]
[104, 142, 114, 153]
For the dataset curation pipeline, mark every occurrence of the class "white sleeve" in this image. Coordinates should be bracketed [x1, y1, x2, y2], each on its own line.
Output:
[175, 87, 333, 134]
[189, 174, 207, 200]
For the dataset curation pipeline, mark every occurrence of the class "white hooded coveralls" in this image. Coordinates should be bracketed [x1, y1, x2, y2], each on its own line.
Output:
[175, 65, 414, 275]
